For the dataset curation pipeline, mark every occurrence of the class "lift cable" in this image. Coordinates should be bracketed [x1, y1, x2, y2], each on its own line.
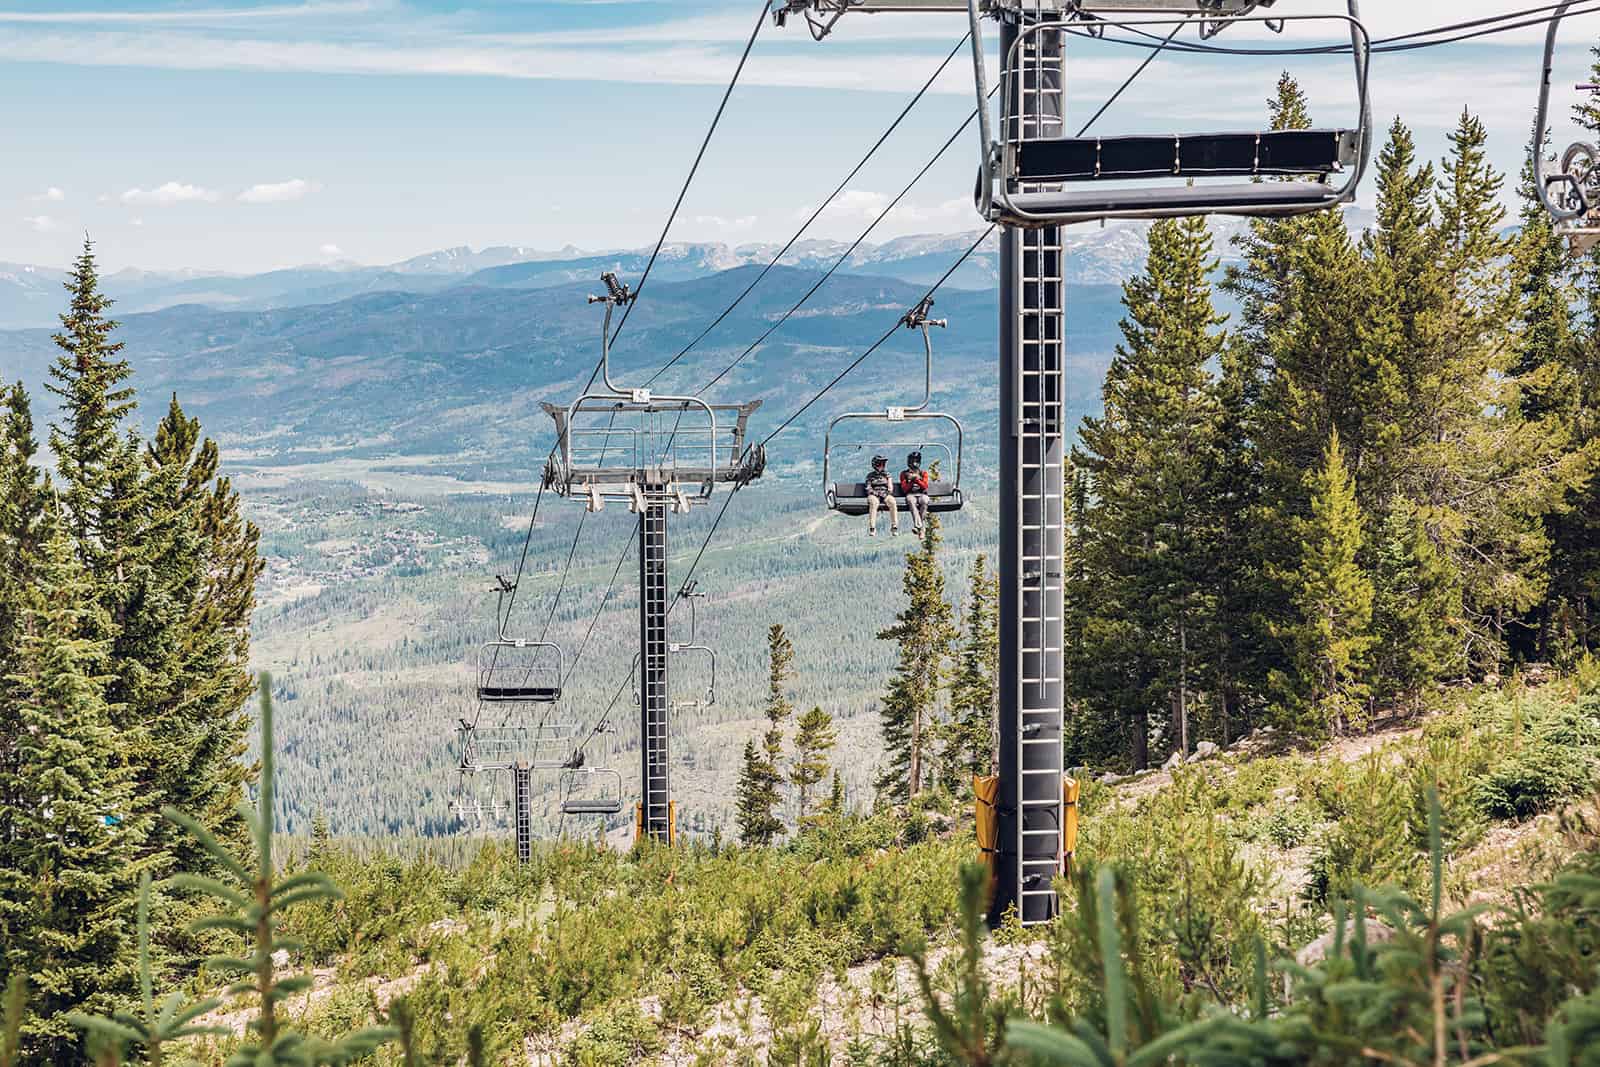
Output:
[643, 32, 973, 389]
[696, 88, 999, 398]
[559, 524, 641, 691]
[1074, 18, 1188, 138]
[564, 226, 996, 764]
[608, 0, 774, 351]
[1080, 1, 1600, 59]
[479, 0, 772, 684]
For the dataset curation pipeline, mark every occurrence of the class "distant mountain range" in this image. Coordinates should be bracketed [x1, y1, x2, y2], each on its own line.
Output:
[0, 261, 1127, 470]
[2, 215, 1379, 331]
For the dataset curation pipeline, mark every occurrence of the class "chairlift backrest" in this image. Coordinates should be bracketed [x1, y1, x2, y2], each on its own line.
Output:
[963, 0, 1373, 228]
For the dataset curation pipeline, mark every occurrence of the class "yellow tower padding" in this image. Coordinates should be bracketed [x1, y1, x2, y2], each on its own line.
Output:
[973, 774, 1000, 898]
[635, 802, 680, 846]
[1063, 775, 1080, 876]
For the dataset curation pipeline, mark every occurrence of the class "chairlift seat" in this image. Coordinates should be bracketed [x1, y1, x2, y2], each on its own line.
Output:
[1014, 129, 1359, 185]
[476, 683, 562, 703]
[561, 799, 624, 816]
[828, 479, 963, 517]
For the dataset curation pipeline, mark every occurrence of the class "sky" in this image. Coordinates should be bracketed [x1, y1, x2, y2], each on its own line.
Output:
[3, 0, 1600, 273]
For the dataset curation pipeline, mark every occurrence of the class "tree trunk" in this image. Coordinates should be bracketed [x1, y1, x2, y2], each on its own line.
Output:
[1131, 707, 1149, 771]
[1178, 619, 1190, 757]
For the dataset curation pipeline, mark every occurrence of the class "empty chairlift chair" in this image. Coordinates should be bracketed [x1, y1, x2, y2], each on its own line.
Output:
[560, 766, 625, 817]
[475, 577, 566, 704]
[541, 273, 766, 514]
[1535, 2, 1600, 253]
[825, 297, 965, 517]
[962, 0, 1373, 228]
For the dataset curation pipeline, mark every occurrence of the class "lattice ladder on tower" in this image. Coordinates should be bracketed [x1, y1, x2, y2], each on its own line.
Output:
[640, 497, 672, 842]
[1013, 23, 1068, 919]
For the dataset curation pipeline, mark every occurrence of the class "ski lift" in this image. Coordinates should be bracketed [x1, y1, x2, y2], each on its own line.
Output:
[542, 273, 765, 513]
[475, 576, 564, 704]
[824, 297, 965, 517]
[560, 766, 625, 817]
[1535, 3, 1600, 253]
[962, 0, 1373, 228]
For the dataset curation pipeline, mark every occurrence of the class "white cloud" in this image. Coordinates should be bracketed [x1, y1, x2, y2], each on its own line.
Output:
[121, 181, 220, 205]
[238, 178, 320, 204]
[30, 186, 65, 202]
[319, 243, 343, 257]
[693, 213, 757, 232]
[129, 217, 144, 227]
[0, 3, 379, 24]
[22, 214, 57, 232]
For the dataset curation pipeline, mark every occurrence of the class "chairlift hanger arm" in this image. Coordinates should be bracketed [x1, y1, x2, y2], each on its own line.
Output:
[1534, 1, 1593, 224]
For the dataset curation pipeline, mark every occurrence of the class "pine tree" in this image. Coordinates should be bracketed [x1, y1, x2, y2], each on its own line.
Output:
[823, 772, 846, 820]
[43, 245, 261, 954]
[876, 520, 957, 801]
[1422, 110, 1588, 669]
[1073, 215, 1226, 765]
[735, 626, 795, 845]
[1372, 498, 1463, 708]
[0, 385, 48, 873]
[946, 555, 999, 783]
[789, 707, 836, 826]
[45, 238, 133, 564]
[0, 515, 143, 1065]
[1274, 431, 1375, 736]
[734, 740, 778, 846]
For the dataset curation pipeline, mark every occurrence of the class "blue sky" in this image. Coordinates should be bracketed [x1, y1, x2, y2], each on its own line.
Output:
[4, 0, 1599, 272]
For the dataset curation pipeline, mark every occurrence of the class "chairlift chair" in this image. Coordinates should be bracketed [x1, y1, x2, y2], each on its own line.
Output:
[542, 273, 766, 513]
[559, 766, 625, 817]
[1535, 2, 1600, 253]
[824, 297, 966, 517]
[961, 1, 1373, 228]
[473, 574, 566, 704]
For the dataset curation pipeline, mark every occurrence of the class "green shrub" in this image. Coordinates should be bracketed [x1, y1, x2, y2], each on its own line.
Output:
[565, 1003, 663, 1067]
[1262, 803, 1316, 849]
[1472, 746, 1591, 820]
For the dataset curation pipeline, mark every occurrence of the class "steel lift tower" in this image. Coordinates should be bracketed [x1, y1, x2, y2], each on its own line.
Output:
[777, 0, 1370, 924]
[543, 273, 766, 843]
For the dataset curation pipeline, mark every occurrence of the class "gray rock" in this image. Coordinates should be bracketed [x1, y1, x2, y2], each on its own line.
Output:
[1295, 920, 1395, 967]
[1162, 750, 1183, 771]
[1098, 772, 1125, 785]
[1187, 740, 1221, 763]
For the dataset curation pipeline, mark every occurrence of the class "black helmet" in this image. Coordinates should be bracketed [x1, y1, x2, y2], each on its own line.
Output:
[907, 450, 922, 466]
[872, 454, 888, 467]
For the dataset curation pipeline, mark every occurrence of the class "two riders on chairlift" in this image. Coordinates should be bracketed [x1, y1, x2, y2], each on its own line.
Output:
[862, 450, 931, 538]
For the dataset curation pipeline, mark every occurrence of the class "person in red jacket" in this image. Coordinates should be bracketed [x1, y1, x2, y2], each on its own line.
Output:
[899, 450, 931, 535]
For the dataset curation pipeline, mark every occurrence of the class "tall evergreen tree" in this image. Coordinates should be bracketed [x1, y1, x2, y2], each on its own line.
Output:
[0, 515, 142, 1065]
[0, 385, 48, 857]
[876, 520, 956, 801]
[1073, 215, 1226, 765]
[1274, 431, 1374, 736]
[46, 238, 134, 566]
[789, 706, 836, 826]
[946, 554, 999, 783]
[735, 625, 795, 844]
[1371, 498, 1463, 707]
[734, 740, 778, 847]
